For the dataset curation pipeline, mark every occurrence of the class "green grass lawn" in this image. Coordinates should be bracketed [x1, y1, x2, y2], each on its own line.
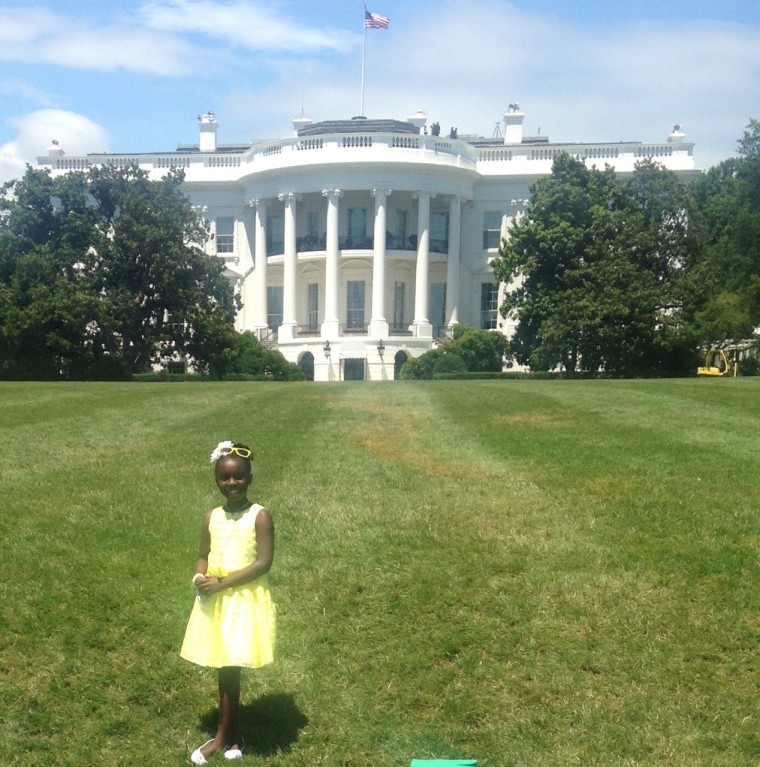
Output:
[1, 379, 758, 767]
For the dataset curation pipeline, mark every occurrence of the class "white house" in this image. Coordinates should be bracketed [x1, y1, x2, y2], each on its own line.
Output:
[38, 106, 698, 381]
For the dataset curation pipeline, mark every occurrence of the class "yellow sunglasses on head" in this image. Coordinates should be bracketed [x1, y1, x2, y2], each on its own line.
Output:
[218, 446, 253, 460]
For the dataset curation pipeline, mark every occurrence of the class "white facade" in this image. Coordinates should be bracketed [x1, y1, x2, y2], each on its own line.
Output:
[39, 108, 698, 381]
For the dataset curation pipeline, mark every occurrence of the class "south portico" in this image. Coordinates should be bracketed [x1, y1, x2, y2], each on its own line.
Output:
[223, 182, 472, 381]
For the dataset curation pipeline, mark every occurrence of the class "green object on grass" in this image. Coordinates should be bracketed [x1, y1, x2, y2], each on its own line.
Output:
[410, 761, 477, 767]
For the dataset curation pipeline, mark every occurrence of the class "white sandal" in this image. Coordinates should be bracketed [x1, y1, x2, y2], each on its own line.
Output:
[190, 739, 214, 765]
[223, 737, 245, 760]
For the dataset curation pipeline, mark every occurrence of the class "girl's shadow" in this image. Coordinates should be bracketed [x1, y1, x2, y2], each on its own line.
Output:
[200, 692, 308, 756]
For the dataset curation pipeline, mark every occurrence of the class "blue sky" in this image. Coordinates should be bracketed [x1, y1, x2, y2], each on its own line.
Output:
[1, 0, 759, 182]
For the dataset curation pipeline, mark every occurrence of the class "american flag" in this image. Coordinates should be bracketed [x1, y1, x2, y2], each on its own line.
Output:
[364, 9, 390, 29]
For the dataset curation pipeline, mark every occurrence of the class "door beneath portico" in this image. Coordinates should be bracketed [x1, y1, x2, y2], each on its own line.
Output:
[343, 359, 365, 380]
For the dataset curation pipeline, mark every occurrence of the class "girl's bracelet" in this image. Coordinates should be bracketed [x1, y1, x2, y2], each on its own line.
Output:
[192, 573, 205, 586]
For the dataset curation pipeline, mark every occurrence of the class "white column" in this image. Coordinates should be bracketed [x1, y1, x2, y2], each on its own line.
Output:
[369, 188, 391, 338]
[321, 189, 342, 338]
[445, 196, 462, 330]
[249, 199, 268, 332]
[412, 191, 433, 337]
[279, 192, 298, 341]
[238, 205, 255, 331]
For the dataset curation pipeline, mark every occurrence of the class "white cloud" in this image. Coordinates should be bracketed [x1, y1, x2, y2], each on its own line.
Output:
[139, 0, 355, 52]
[0, 8, 57, 46]
[0, 2, 356, 80]
[0, 110, 110, 184]
[0, 7, 195, 75]
[0, 78, 56, 109]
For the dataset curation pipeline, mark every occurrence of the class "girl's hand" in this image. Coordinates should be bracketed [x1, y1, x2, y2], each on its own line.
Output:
[195, 575, 224, 595]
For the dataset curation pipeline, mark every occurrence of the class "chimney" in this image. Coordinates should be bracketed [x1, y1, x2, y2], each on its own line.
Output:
[667, 124, 685, 144]
[292, 112, 313, 136]
[47, 139, 65, 157]
[407, 109, 428, 134]
[503, 103, 525, 145]
[198, 111, 219, 152]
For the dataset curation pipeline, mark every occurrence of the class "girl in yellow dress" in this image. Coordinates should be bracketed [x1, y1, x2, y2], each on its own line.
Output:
[181, 441, 276, 764]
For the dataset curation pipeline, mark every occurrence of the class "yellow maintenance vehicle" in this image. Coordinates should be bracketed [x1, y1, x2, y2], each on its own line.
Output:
[696, 349, 739, 377]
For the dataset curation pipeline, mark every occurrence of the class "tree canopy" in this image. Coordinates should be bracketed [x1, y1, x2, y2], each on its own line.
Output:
[690, 123, 760, 346]
[223, 331, 306, 381]
[0, 166, 237, 379]
[491, 153, 705, 376]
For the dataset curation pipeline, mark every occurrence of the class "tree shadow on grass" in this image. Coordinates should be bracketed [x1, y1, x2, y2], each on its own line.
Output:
[199, 692, 308, 756]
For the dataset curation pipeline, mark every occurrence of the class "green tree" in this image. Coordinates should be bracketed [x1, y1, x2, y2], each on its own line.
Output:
[447, 326, 507, 372]
[0, 169, 119, 378]
[399, 326, 507, 378]
[433, 351, 467, 375]
[691, 119, 760, 345]
[85, 166, 236, 374]
[221, 331, 305, 381]
[0, 166, 236, 378]
[492, 153, 702, 376]
[400, 348, 441, 379]
[737, 118, 760, 157]
[260, 348, 307, 381]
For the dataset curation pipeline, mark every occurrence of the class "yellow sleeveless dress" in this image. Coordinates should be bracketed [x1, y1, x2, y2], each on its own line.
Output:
[181, 504, 276, 669]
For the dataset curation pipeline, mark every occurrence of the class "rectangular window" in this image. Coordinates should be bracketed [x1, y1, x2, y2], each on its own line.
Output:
[483, 211, 502, 250]
[267, 286, 283, 330]
[396, 210, 408, 249]
[346, 280, 365, 330]
[347, 208, 367, 246]
[393, 281, 406, 330]
[430, 282, 447, 337]
[431, 211, 449, 254]
[301, 211, 320, 251]
[216, 217, 234, 253]
[480, 282, 498, 329]
[267, 214, 284, 254]
[307, 283, 319, 331]
[307, 211, 319, 238]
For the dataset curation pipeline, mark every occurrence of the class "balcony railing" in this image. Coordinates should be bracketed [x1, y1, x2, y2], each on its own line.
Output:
[342, 324, 368, 336]
[264, 235, 450, 257]
[270, 324, 427, 343]
[38, 131, 694, 178]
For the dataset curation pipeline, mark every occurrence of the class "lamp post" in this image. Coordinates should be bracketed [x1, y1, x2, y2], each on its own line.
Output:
[323, 340, 331, 358]
[377, 339, 385, 357]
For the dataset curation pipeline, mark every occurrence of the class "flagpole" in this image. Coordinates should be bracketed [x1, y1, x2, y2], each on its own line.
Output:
[360, 6, 367, 116]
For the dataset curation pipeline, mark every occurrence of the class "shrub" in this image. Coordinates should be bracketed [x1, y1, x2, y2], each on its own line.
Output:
[442, 326, 509, 372]
[433, 352, 467, 374]
[400, 349, 441, 379]
[739, 354, 760, 376]
[224, 331, 305, 381]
